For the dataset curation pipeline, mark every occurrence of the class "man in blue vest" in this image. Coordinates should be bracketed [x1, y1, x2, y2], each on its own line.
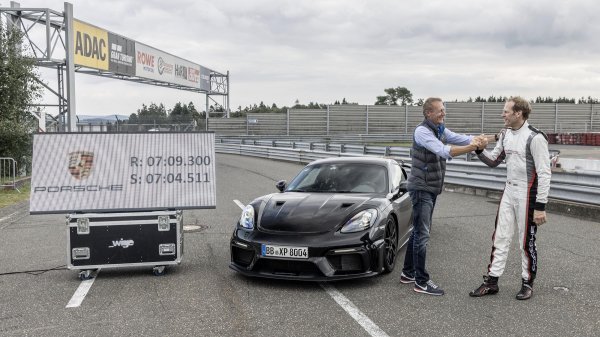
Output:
[400, 97, 486, 296]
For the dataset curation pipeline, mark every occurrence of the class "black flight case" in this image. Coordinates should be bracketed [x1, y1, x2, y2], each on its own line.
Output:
[67, 210, 183, 279]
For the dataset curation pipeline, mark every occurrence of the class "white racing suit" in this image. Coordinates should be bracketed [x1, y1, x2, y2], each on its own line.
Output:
[477, 121, 551, 282]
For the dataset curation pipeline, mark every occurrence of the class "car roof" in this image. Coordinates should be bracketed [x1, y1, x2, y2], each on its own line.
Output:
[308, 156, 397, 167]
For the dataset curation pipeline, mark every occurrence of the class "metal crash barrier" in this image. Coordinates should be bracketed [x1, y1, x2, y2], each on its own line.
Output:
[215, 140, 600, 206]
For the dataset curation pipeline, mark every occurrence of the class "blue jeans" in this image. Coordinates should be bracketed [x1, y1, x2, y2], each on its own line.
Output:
[402, 190, 437, 285]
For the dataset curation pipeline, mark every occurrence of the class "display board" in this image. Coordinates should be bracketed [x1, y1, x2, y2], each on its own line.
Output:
[30, 132, 216, 214]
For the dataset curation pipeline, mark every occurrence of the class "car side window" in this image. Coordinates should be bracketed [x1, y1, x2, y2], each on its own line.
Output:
[391, 163, 403, 191]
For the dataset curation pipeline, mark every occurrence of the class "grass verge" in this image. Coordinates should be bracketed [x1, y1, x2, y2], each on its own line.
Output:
[0, 182, 30, 208]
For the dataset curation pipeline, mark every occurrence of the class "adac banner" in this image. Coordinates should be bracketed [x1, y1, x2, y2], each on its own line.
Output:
[73, 19, 109, 71]
[73, 19, 135, 76]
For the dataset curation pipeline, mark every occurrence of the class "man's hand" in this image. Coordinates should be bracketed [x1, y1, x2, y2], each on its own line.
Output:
[533, 210, 547, 226]
[471, 134, 488, 150]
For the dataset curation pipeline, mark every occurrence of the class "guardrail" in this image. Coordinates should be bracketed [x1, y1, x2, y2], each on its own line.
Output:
[0, 157, 19, 192]
[215, 141, 600, 206]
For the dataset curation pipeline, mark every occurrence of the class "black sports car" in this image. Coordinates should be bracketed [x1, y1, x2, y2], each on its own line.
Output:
[229, 157, 413, 281]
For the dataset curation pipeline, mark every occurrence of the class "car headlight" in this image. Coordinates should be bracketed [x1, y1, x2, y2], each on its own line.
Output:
[341, 209, 378, 233]
[239, 205, 255, 229]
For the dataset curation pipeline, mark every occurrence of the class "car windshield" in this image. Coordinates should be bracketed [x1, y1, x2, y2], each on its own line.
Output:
[286, 163, 388, 193]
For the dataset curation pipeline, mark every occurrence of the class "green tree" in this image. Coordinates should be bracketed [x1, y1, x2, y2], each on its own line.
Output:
[137, 103, 167, 124]
[0, 22, 42, 174]
[128, 113, 139, 124]
[169, 102, 190, 123]
[375, 86, 413, 105]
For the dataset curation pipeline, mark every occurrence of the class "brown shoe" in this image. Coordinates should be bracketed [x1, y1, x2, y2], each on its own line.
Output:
[469, 275, 499, 297]
[516, 279, 533, 300]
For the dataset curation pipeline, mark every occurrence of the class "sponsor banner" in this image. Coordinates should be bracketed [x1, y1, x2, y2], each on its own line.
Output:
[108, 33, 135, 76]
[72, 19, 214, 91]
[135, 42, 161, 80]
[73, 19, 109, 70]
[30, 133, 216, 214]
[173, 58, 201, 88]
[200, 66, 211, 91]
[135, 42, 201, 89]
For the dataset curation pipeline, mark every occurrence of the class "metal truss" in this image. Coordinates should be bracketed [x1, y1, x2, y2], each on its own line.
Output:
[0, 3, 66, 67]
[1, 2, 69, 130]
[1, 1, 230, 131]
[207, 71, 230, 117]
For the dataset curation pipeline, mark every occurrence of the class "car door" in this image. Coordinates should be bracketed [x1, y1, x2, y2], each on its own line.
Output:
[390, 162, 413, 241]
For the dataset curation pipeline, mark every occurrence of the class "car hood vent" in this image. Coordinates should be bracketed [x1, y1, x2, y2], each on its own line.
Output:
[258, 193, 374, 233]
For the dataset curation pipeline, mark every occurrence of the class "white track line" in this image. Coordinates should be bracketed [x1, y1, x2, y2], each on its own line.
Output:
[320, 282, 390, 337]
[0, 210, 19, 223]
[233, 199, 245, 210]
[66, 270, 100, 308]
[234, 198, 387, 336]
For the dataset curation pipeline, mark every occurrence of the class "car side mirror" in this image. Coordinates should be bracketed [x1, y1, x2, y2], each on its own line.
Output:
[276, 180, 287, 192]
[398, 181, 408, 193]
[388, 181, 408, 200]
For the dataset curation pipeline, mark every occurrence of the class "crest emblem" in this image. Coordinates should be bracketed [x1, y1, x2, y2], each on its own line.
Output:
[68, 151, 94, 180]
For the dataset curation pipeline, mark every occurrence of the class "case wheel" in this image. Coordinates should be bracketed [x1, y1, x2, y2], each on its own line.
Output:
[78, 269, 94, 281]
[152, 265, 166, 276]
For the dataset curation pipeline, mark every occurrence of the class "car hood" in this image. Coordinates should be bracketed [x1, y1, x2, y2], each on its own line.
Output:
[257, 192, 380, 234]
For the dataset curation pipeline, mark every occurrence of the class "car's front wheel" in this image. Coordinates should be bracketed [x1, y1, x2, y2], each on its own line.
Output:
[382, 215, 398, 273]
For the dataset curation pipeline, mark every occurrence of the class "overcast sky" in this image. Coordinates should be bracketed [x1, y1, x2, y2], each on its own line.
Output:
[8, 0, 600, 116]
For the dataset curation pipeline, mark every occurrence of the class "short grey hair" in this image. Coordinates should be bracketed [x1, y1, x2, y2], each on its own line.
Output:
[422, 97, 443, 116]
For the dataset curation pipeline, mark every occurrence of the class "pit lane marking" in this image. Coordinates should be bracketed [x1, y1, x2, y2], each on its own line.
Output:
[234, 200, 245, 210]
[66, 270, 100, 308]
[320, 282, 390, 337]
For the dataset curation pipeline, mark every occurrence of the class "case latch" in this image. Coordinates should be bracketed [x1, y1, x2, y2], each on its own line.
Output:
[159, 243, 176, 255]
[72, 247, 90, 260]
[77, 218, 90, 235]
[158, 215, 170, 231]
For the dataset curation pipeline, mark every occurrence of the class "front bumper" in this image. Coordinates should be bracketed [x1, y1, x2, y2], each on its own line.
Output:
[229, 227, 386, 281]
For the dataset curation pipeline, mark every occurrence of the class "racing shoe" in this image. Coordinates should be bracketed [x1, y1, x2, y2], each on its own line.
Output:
[400, 272, 415, 284]
[414, 280, 444, 296]
[469, 275, 499, 297]
[516, 279, 533, 300]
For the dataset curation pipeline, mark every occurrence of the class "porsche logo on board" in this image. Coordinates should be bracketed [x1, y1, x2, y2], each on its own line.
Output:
[68, 151, 94, 180]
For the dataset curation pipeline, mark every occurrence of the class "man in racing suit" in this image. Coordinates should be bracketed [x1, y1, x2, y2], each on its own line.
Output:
[469, 96, 551, 300]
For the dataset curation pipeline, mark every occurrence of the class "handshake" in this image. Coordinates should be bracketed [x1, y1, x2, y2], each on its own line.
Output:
[471, 134, 489, 151]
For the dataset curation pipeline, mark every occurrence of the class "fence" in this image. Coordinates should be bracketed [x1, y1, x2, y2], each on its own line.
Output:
[0, 157, 18, 191]
[208, 102, 600, 136]
[215, 141, 600, 206]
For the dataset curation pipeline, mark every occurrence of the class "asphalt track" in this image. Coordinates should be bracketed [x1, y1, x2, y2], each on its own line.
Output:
[0, 153, 598, 337]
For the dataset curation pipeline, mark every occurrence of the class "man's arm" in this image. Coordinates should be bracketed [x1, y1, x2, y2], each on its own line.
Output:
[415, 126, 480, 159]
[449, 141, 482, 157]
[444, 129, 491, 157]
[531, 134, 552, 226]
[476, 130, 506, 167]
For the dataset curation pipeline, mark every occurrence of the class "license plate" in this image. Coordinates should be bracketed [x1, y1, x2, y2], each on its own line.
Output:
[261, 244, 308, 259]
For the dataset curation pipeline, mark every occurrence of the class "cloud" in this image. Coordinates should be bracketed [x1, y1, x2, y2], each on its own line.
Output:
[13, 0, 600, 115]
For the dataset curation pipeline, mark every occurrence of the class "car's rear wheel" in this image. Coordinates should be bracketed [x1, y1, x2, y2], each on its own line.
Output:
[383, 215, 398, 273]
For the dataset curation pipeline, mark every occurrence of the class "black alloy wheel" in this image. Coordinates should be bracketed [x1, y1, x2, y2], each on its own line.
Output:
[382, 215, 398, 273]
